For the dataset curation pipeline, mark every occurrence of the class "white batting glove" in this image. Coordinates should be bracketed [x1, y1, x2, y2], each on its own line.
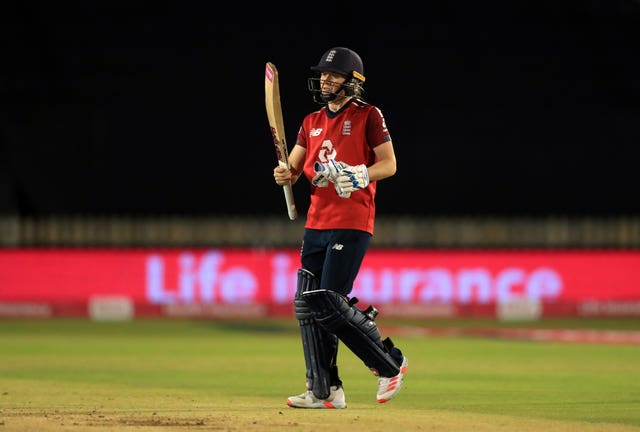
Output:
[313, 160, 351, 197]
[312, 162, 330, 187]
[325, 159, 347, 180]
[336, 163, 370, 193]
[333, 182, 351, 198]
[327, 160, 351, 198]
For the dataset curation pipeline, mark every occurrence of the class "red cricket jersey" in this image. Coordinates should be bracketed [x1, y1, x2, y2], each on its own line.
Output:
[295, 99, 392, 235]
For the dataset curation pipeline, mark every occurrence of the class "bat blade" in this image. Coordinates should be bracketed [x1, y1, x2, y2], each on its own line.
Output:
[265, 62, 298, 220]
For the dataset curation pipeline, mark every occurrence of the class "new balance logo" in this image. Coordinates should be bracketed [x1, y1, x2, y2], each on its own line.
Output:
[331, 243, 344, 250]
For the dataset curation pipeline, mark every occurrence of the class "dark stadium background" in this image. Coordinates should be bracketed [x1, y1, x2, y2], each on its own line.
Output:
[2, 1, 639, 219]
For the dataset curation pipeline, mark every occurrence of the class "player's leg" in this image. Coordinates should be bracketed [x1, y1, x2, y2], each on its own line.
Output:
[287, 230, 345, 409]
[307, 229, 408, 403]
[303, 289, 404, 375]
[294, 269, 341, 396]
[287, 269, 344, 408]
[303, 289, 408, 403]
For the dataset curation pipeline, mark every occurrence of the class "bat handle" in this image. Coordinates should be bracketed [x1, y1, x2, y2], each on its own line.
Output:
[283, 183, 298, 220]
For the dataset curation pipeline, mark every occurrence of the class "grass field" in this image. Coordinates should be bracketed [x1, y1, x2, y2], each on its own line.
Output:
[1, 318, 639, 431]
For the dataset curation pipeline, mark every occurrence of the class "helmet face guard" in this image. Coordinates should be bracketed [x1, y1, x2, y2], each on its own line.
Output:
[307, 77, 365, 104]
[308, 47, 366, 104]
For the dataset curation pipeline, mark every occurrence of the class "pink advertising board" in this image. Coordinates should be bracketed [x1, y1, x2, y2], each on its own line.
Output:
[1, 248, 639, 318]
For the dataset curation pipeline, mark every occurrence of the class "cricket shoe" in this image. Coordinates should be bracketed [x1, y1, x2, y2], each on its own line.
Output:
[287, 385, 346, 409]
[376, 356, 408, 403]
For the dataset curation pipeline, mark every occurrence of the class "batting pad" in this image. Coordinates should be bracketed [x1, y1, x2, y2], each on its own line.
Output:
[295, 269, 340, 399]
[303, 289, 401, 378]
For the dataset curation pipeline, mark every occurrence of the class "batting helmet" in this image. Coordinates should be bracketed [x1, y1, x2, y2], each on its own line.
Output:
[308, 47, 366, 104]
[310, 47, 366, 83]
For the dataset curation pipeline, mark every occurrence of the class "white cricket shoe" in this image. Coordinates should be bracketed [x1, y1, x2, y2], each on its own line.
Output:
[287, 385, 346, 409]
[376, 356, 408, 403]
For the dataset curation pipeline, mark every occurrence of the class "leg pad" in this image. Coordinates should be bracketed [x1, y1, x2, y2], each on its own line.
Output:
[295, 269, 340, 399]
[303, 289, 401, 378]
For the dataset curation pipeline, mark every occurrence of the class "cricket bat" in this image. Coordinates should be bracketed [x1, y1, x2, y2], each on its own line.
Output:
[265, 62, 298, 220]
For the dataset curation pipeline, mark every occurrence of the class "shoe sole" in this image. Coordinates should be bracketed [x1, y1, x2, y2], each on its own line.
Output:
[287, 400, 346, 409]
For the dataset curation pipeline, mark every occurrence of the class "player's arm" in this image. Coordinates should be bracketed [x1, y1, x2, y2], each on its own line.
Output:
[274, 144, 306, 185]
[333, 140, 396, 194]
[333, 103, 397, 195]
[365, 105, 397, 182]
[367, 140, 397, 182]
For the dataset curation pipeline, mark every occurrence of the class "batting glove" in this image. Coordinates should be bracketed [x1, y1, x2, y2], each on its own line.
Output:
[325, 159, 347, 180]
[313, 160, 351, 198]
[333, 182, 351, 198]
[312, 162, 330, 187]
[336, 163, 370, 193]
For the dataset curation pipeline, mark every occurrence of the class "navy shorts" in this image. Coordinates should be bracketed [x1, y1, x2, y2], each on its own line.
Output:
[300, 228, 372, 296]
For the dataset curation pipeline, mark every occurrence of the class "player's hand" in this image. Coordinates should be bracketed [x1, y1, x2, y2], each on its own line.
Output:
[325, 159, 347, 180]
[312, 162, 330, 187]
[334, 182, 351, 198]
[273, 166, 291, 186]
[313, 160, 351, 197]
[336, 163, 370, 193]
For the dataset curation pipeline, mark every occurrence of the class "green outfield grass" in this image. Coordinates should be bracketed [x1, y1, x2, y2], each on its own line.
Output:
[1, 318, 639, 432]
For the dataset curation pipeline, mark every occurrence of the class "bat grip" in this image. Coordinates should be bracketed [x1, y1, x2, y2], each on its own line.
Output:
[283, 183, 297, 220]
